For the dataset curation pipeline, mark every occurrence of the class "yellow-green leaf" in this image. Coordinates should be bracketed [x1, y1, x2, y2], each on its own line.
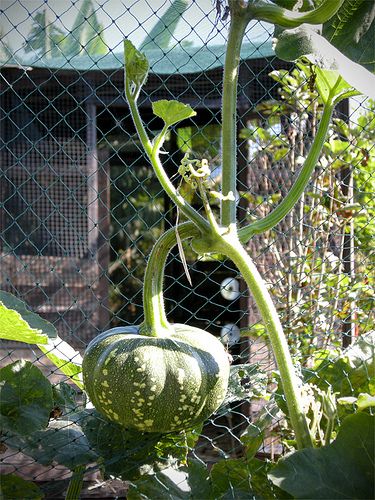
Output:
[152, 100, 196, 127]
[0, 302, 48, 345]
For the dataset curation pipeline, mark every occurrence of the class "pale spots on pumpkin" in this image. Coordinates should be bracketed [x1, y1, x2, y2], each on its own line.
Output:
[179, 394, 187, 402]
[136, 364, 147, 372]
[150, 385, 157, 392]
[149, 395, 155, 400]
[133, 382, 147, 389]
[102, 369, 108, 376]
[104, 351, 117, 365]
[132, 408, 144, 417]
[134, 357, 139, 361]
[177, 368, 185, 385]
[147, 402, 152, 406]
[112, 412, 119, 420]
[101, 380, 110, 388]
[134, 391, 141, 396]
[143, 419, 154, 427]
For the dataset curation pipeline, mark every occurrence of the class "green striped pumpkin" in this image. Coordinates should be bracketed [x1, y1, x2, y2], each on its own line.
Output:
[82, 325, 230, 433]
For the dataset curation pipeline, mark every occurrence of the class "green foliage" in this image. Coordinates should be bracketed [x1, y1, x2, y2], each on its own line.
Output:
[129, 456, 288, 499]
[0, 360, 53, 435]
[274, 332, 374, 445]
[245, 65, 375, 363]
[323, 0, 375, 72]
[124, 40, 149, 93]
[24, 1, 108, 59]
[269, 413, 375, 499]
[153, 100, 196, 128]
[223, 363, 268, 406]
[80, 409, 200, 481]
[0, 355, 203, 483]
[314, 67, 360, 105]
[23, 11, 65, 58]
[64, 0, 108, 57]
[0, 474, 44, 500]
[309, 330, 375, 397]
[6, 419, 98, 470]
[274, 26, 374, 99]
[38, 339, 83, 390]
[0, 291, 83, 387]
[0, 290, 55, 342]
[52, 382, 81, 415]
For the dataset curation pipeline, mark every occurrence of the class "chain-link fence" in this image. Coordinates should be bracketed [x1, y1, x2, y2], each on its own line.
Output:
[1, 1, 374, 498]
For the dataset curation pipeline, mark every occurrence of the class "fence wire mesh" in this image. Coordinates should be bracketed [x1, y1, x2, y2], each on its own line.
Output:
[0, 1, 374, 498]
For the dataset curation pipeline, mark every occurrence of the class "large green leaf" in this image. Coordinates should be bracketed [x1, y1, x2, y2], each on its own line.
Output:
[127, 470, 190, 500]
[6, 419, 97, 470]
[52, 382, 81, 416]
[79, 409, 196, 481]
[269, 413, 375, 499]
[0, 474, 44, 499]
[128, 459, 212, 500]
[323, 0, 375, 72]
[241, 400, 282, 459]
[152, 100, 196, 127]
[210, 457, 288, 499]
[0, 291, 56, 343]
[309, 330, 375, 396]
[186, 459, 213, 500]
[38, 338, 83, 389]
[273, 26, 375, 99]
[0, 360, 53, 435]
[129, 456, 288, 500]
[0, 291, 82, 387]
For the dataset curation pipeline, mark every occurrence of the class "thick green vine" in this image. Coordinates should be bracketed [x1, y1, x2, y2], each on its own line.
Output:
[124, 0, 362, 450]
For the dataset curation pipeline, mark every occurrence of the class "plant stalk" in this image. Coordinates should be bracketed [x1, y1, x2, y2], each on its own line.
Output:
[247, 0, 344, 28]
[65, 465, 85, 500]
[221, 10, 248, 230]
[140, 222, 199, 336]
[218, 236, 313, 449]
[125, 86, 210, 234]
[239, 102, 334, 242]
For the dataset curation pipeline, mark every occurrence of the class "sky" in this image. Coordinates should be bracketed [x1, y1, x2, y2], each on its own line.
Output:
[0, 0, 273, 57]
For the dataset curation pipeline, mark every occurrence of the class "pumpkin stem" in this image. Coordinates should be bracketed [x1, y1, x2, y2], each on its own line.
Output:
[141, 222, 200, 337]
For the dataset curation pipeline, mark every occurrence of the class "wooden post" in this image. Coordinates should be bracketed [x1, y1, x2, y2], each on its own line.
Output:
[337, 100, 356, 348]
[86, 102, 109, 333]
